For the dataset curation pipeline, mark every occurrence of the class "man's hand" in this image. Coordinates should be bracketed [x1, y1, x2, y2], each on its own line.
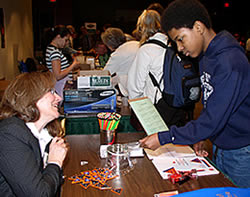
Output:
[193, 141, 208, 157]
[139, 133, 161, 150]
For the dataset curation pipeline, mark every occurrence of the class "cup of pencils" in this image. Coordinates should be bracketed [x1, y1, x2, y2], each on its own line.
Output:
[97, 112, 121, 145]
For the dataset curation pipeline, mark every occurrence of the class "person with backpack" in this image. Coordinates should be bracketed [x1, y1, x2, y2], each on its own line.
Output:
[139, 0, 250, 188]
[128, 9, 187, 127]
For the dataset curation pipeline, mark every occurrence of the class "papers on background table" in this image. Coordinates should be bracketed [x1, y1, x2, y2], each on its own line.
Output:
[128, 97, 169, 135]
[144, 144, 219, 179]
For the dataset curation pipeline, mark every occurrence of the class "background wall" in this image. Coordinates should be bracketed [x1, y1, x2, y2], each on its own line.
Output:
[0, 0, 248, 80]
[0, 0, 33, 80]
[32, 0, 249, 53]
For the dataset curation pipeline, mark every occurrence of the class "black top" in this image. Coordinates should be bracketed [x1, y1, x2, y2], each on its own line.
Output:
[0, 117, 63, 197]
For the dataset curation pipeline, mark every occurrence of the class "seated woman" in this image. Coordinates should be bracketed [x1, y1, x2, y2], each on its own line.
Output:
[0, 71, 68, 196]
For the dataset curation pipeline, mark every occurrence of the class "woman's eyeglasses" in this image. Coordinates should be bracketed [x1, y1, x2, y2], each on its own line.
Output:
[50, 88, 57, 95]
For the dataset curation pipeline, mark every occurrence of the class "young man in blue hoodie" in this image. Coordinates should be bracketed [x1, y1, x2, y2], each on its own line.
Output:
[139, 0, 250, 188]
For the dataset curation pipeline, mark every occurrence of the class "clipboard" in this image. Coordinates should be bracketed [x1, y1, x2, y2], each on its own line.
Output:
[128, 97, 169, 135]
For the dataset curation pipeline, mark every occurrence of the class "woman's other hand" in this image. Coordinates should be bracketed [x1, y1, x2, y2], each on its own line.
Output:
[48, 137, 69, 168]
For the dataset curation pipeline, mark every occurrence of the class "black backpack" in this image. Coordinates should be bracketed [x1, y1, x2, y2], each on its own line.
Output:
[144, 39, 201, 108]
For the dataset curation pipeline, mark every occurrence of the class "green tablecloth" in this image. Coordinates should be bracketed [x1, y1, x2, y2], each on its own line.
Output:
[65, 115, 138, 135]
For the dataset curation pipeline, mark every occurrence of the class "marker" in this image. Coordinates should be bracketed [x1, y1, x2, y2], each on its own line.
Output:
[201, 159, 211, 167]
[196, 169, 205, 172]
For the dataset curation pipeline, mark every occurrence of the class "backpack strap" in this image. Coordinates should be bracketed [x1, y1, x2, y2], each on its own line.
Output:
[143, 39, 168, 94]
[143, 39, 171, 103]
[149, 72, 164, 104]
[169, 50, 177, 83]
[145, 39, 179, 84]
[149, 72, 163, 93]
[142, 39, 168, 48]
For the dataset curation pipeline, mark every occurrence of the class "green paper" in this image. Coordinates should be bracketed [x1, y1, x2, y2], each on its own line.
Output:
[129, 97, 169, 135]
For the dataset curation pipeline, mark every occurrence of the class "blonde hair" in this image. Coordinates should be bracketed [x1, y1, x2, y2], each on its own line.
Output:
[136, 10, 161, 44]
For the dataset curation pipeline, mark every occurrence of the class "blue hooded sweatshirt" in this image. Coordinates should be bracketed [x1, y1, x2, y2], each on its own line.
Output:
[158, 31, 250, 150]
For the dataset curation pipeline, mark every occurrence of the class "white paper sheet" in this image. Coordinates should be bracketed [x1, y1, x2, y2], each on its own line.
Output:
[144, 144, 219, 179]
[151, 156, 219, 179]
[145, 144, 196, 160]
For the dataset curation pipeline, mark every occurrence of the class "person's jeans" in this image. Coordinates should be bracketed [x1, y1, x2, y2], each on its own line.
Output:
[213, 144, 250, 188]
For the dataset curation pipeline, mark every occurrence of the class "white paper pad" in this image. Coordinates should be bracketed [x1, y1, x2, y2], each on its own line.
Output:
[144, 144, 219, 179]
[145, 144, 196, 160]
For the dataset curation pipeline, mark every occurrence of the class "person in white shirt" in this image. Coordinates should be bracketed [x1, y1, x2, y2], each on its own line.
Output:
[128, 10, 186, 127]
[26, 122, 53, 167]
[101, 27, 139, 96]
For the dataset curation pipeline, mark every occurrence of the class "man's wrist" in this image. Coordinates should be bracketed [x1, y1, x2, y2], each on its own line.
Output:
[158, 130, 172, 145]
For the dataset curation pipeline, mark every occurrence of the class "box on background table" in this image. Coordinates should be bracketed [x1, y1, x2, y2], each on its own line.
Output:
[77, 70, 111, 89]
[63, 88, 116, 114]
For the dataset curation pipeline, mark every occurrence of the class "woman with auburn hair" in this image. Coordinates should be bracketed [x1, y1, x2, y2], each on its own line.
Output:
[0, 71, 68, 196]
[128, 10, 186, 127]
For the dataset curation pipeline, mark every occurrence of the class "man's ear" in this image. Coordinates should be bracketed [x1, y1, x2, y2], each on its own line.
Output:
[193, 21, 205, 34]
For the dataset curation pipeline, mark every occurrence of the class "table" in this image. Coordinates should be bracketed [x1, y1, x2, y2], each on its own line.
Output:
[61, 133, 235, 197]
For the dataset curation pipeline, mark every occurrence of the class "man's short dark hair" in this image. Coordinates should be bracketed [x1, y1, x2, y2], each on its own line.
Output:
[161, 0, 212, 33]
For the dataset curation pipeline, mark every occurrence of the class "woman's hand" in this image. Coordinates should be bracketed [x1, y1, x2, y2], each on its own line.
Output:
[71, 57, 80, 69]
[139, 133, 161, 150]
[48, 137, 69, 168]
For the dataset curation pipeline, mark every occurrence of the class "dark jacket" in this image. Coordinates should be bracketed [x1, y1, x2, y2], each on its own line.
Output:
[159, 31, 250, 150]
[0, 117, 63, 196]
